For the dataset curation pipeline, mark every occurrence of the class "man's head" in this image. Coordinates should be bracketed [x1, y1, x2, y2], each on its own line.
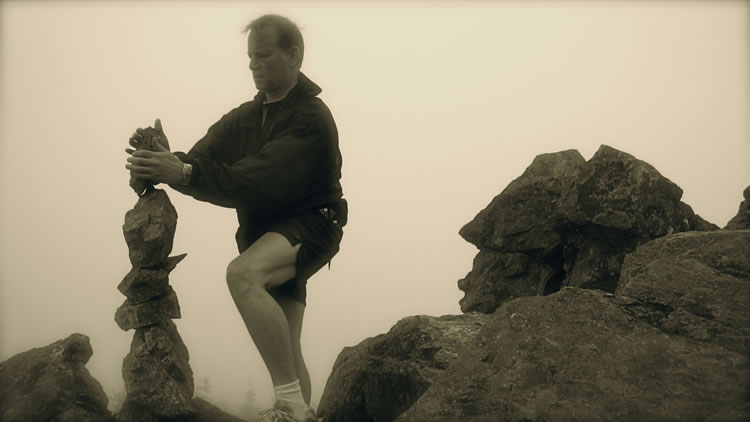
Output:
[244, 15, 304, 98]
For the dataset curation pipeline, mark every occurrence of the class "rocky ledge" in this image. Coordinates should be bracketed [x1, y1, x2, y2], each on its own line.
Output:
[320, 145, 750, 422]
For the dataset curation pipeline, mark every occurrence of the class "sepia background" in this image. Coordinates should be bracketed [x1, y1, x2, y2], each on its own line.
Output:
[1, 0, 748, 414]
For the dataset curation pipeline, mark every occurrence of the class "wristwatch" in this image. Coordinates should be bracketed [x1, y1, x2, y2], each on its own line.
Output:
[180, 163, 193, 186]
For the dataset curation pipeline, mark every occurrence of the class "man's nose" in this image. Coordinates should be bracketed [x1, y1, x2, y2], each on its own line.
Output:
[249, 59, 260, 70]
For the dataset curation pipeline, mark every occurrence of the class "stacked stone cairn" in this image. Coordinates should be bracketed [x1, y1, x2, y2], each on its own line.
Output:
[115, 126, 195, 421]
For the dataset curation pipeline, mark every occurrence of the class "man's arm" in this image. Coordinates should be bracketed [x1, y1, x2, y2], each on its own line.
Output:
[177, 112, 326, 214]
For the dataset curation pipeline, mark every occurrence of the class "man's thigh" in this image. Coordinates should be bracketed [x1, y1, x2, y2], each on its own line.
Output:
[229, 232, 301, 289]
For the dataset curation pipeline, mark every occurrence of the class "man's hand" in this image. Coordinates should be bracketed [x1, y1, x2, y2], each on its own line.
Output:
[128, 118, 170, 152]
[126, 134, 184, 185]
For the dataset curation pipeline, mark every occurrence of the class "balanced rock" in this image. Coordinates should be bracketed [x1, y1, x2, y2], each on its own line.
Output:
[725, 185, 750, 230]
[0, 333, 112, 422]
[118, 320, 195, 422]
[458, 145, 717, 313]
[123, 188, 177, 268]
[397, 288, 750, 422]
[616, 230, 750, 355]
[115, 286, 181, 331]
[129, 126, 159, 196]
[318, 313, 488, 422]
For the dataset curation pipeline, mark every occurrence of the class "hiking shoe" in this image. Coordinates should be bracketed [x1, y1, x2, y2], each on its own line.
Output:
[255, 402, 317, 422]
[255, 407, 296, 422]
[302, 406, 318, 422]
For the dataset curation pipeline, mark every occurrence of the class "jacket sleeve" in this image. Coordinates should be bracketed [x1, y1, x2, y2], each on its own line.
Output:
[172, 109, 324, 214]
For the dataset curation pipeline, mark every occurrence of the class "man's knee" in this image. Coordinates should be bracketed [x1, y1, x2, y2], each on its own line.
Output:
[226, 257, 266, 296]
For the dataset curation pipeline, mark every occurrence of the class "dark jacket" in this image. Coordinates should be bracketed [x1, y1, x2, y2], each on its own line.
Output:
[171, 72, 347, 247]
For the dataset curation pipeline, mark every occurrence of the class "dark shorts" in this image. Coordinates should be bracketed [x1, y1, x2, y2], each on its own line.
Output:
[238, 209, 344, 305]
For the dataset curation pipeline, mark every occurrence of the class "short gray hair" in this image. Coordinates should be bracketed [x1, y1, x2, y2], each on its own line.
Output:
[244, 14, 304, 67]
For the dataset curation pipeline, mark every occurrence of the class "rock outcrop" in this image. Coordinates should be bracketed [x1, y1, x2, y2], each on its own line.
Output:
[0, 334, 112, 422]
[616, 230, 750, 356]
[321, 148, 748, 421]
[116, 188, 195, 422]
[318, 314, 488, 422]
[458, 145, 717, 314]
[397, 287, 749, 422]
[725, 185, 750, 230]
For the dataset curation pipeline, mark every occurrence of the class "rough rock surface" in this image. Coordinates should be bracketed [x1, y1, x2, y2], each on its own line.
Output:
[118, 320, 195, 422]
[725, 185, 750, 229]
[616, 230, 750, 356]
[397, 288, 750, 422]
[0, 334, 112, 422]
[123, 188, 178, 269]
[458, 145, 717, 314]
[193, 398, 247, 422]
[318, 313, 489, 422]
[117, 253, 185, 304]
[115, 286, 182, 331]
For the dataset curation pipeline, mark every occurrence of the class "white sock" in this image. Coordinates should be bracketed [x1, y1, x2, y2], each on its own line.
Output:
[274, 379, 308, 420]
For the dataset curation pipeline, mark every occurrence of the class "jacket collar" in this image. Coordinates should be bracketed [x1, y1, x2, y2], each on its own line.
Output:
[254, 72, 321, 106]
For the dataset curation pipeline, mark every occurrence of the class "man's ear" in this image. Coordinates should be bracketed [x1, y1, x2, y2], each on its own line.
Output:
[287, 46, 301, 69]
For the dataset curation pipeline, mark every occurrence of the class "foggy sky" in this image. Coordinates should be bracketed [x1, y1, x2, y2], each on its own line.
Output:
[1, 0, 748, 414]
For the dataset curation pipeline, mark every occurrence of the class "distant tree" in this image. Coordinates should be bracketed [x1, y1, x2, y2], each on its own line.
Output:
[236, 376, 262, 420]
[196, 376, 212, 399]
[108, 385, 127, 413]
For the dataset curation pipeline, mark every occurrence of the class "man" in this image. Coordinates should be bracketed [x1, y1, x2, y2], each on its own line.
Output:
[125, 14, 346, 422]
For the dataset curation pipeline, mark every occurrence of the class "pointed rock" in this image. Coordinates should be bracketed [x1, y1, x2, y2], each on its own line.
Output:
[164, 253, 188, 272]
[0, 334, 112, 422]
[725, 185, 750, 230]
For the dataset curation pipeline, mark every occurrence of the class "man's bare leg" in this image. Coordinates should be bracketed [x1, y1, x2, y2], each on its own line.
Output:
[226, 232, 301, 387]
[277, 296, 311, 404]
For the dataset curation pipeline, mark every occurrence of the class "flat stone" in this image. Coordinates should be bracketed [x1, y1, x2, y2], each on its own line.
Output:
[118, 267, 170, 304]
[115, 286, 181, 331]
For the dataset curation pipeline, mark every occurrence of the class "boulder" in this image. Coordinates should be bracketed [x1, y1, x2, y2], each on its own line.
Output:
[616, 230, 750, 355]
[118, 320, 195, 422]
[725, 185, 750, 230]
[318, 313, 488, 422]
[397, 288, 750, 422]
[192, 398, 248, 422]
[458, 145, 717, 314]
[115, 286, 182, 331]
[123, 188, 178, 268]
[0, 333, 112, 422]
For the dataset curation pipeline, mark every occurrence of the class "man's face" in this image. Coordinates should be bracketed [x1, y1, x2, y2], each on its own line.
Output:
[247, 26, 293, 94]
